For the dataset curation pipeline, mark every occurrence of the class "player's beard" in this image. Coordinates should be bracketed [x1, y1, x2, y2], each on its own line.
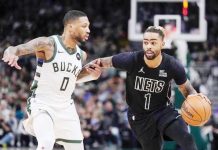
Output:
[70, 33, 84, 43]
[144, 50, 160, 60]
[75, 36, 83, 42]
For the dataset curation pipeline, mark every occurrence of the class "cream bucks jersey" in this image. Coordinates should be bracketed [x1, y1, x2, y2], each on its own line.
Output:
[30, 35, 83, 108]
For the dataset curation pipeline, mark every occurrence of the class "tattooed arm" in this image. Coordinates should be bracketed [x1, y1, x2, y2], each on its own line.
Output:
[90, 54, 134, 69]
[178, 80, 197, 98]
[77, 52, 135, 83]
[2, 37, 54, 69]
[178, 79, 211, 105]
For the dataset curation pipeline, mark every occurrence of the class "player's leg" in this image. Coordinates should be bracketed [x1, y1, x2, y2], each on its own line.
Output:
[62, 141, 84, 150]
[33, 112, 55, 150]
[138, 135, 163, 150]
[128, 110, 163, 150]
[164, 118, 197, 150]
[55, 103, 84, 149]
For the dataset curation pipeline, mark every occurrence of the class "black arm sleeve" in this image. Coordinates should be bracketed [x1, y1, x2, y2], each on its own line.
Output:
[112, 52, 135, 72]
[171, 59, 187, 85]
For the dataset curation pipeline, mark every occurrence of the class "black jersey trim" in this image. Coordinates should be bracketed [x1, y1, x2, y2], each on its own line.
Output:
[26, 97, 31, 114]
[56, 139, 82, 143]
[27, 79, 38, 115]
[30, 80, 38, 91]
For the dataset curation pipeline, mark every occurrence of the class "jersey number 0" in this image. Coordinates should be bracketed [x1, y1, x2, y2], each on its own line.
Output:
[60, 77, 69, 91]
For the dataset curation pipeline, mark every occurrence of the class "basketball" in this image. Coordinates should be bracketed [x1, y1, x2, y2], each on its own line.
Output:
[181, 94, 212, 126]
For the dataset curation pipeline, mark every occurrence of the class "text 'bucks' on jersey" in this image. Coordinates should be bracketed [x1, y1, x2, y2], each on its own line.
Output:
[112, 50, 187, 114]
[30, 35, 83, 107]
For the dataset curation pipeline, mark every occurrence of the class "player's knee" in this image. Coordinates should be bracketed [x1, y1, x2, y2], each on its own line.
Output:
[37, 137, 55, 150]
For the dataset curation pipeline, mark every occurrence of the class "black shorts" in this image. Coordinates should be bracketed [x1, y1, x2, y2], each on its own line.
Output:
[128, 105, 185, 150]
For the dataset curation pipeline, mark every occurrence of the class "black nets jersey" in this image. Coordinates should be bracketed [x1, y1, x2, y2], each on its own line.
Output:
[112, 50, 187, 114]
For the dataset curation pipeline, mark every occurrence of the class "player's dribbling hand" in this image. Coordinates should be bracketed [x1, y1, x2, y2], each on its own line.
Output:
[85, 59, 102, 79]
[2, 47, 21, 70]
[197, 93, 211, 104]
[188, 93, 211, 104]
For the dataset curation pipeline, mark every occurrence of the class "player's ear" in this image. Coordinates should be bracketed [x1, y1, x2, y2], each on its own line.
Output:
[69, 24, 76, 31]
[162, 42, 165, 47]
[68, 21, 75, 28]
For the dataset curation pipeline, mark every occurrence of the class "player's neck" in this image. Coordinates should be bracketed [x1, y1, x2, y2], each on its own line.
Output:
[61, 33, 77, 52]
[144, 53, 162, 68]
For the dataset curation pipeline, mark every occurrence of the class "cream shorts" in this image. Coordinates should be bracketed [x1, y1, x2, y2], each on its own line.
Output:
[23, 97, 84, 144]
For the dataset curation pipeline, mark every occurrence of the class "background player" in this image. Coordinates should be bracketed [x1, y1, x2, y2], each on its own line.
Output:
[2, 10, 101, 150]
[89, 26, 204, 150]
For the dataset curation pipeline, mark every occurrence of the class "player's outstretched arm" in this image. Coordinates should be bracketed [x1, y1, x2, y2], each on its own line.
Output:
[2, 37, 54, 69]
[80, 52, 133, 82]
[86, 56, 113, 68]
[178, 79, 197, 98]
[82, 56, 113, 68]
[99, 56, 113, 68]
[76, 59, 102, 83]
[76, 54, 102, 83]
[91, 52, 134, 71]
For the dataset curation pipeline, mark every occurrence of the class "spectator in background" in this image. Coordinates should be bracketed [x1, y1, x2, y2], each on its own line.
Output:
[0, 113, 14, 147]
[102, 100, 120, 146]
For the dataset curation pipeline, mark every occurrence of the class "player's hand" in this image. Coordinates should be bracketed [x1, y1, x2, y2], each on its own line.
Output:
[198, 93, 211, 104]
[88, 58, 102, 66]
[2, 47, 21, 70]
[85, 59, 102, 79]
[188, 93, 211, 104]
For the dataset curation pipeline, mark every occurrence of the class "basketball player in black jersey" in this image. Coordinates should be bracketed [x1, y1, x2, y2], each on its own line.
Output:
[90, 26, 199, 150]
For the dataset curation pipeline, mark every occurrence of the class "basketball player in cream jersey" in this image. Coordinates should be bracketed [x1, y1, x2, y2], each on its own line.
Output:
[2, 10, 101, 150]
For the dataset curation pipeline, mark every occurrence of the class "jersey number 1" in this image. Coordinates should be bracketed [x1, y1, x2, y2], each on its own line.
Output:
[60, 77, 69, 91]
[144, 93, 151, 110]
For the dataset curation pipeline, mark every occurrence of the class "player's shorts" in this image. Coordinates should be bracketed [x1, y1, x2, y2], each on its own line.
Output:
[23, 97, 83, 144]
[127, 105, 184, 150]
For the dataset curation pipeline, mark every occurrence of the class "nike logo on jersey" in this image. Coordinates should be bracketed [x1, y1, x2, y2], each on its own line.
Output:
[159, 70, 167, 77]
[138, 67, 145, 74]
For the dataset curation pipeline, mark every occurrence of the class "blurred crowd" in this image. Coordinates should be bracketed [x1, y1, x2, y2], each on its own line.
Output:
[0, 0, 218, 149]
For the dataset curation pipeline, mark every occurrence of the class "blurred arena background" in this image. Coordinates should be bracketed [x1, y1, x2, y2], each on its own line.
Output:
[0, 0, 218, 149]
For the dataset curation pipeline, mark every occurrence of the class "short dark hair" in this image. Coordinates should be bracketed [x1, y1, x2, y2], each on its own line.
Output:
[63, 10, 87, 26]
[144, 26, 165, 39]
